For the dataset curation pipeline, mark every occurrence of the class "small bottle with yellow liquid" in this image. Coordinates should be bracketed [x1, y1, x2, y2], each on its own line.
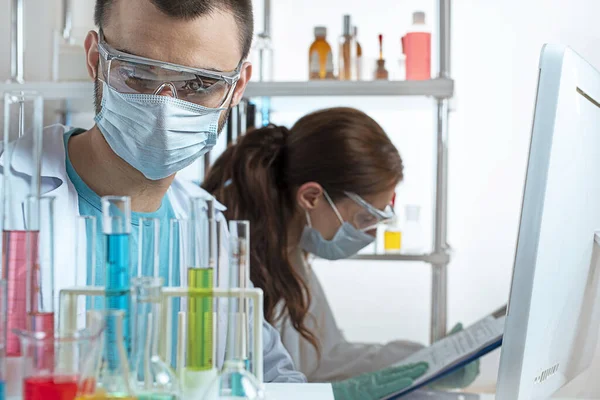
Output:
[384, 216, 402, 253]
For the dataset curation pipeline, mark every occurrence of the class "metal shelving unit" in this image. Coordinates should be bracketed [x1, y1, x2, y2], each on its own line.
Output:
[229, 0, 454, 344]
[0, 79, 453, 101]
[4, 0, 452, 344]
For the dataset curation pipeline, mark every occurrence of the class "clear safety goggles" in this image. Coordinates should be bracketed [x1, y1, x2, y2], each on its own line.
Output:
[324, 191, 395, 232]
[97, 32, 242, 108]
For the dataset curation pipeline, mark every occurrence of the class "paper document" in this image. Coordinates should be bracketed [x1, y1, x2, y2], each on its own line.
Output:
[382, 314, 505, 399]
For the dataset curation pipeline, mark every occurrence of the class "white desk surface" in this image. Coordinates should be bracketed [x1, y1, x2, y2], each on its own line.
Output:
[264, 384, 594, 400]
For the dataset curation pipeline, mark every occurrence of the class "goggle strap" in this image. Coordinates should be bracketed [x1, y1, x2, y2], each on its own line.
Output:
[323, 190, 344, 225]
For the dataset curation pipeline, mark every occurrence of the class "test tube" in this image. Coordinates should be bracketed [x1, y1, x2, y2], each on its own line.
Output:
[2, 91, 44, 359]
[0, 279, 7, 399]
[137, 217, 160, 278]
[25, 196, 55, 336]
[161, 218, 188, 365]
[101, 196, 132, 360]
[75, 215, 98, 317]
[185, 198, 218, 395]
[229, 221, 251, 367]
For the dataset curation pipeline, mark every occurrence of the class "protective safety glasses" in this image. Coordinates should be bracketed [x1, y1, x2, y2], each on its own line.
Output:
[97, 32, 242, 108]
[323, 191, 395, 232]
[344, 191, 395, 231]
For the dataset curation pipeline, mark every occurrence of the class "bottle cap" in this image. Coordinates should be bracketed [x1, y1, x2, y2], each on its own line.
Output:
[353, 26, 358, 36]
[343, 15, 351, 35]
[314, 26, 327, 37]
[413, 11, 426, 24]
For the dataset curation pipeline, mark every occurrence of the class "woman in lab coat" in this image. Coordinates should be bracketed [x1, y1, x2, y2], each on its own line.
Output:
[203, 107, 427, 382]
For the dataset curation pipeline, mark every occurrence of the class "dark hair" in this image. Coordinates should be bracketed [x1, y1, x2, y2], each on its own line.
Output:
[94, 0, 254, 59]
[203, 108, 404, 352]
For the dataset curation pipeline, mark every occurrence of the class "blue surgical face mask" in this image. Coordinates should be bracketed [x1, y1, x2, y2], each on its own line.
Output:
[95, 82, 224, 180]
[299, 191, 375, 260]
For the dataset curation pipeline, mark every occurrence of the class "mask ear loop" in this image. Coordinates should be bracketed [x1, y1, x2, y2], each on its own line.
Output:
[322, 190, 345, 225]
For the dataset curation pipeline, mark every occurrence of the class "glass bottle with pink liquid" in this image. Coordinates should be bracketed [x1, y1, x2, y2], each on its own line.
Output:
[401, 11, 431, 80]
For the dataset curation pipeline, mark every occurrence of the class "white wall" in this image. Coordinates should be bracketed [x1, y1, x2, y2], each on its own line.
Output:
[2, 0, 600, 390]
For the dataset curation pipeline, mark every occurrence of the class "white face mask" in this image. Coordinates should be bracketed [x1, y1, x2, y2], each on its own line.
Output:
[95, 82, 225, 180]
[299, 191, 375, 260]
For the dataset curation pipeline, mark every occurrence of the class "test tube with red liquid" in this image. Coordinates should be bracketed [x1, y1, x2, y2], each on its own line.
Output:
[25, 196, 56, 371]
[1, 279, 7, 399]
[2, 91, 43, 397]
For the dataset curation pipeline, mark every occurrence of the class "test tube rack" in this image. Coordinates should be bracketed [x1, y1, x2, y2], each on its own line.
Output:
[58, 286, 265, 384]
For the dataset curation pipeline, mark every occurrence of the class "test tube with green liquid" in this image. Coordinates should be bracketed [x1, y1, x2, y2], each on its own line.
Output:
[184, 198, 218, 397]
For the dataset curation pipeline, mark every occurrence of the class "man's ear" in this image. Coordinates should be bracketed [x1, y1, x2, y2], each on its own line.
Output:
[230, 61, 252, 107]
[84, 30, 100, 80]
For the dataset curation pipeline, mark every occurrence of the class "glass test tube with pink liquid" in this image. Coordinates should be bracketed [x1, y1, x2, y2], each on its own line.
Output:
[2, 90, 44, 397]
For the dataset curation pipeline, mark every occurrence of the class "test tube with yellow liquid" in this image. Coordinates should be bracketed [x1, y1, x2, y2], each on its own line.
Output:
[184, 198, 219, 399]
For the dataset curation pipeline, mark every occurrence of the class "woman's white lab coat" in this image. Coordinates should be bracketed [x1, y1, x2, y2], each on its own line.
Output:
[0, 124, 305, 383]
[274, 249, 425, 382]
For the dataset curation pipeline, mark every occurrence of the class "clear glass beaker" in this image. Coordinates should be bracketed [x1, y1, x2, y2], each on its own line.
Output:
[14, 312, 104, 400]
[131, 276, 179, 399]
[76, 310, 135, 400]
[205, 360, 266, 400]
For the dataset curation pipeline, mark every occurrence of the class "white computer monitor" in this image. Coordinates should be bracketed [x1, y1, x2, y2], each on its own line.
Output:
[496, 44, 600, 399]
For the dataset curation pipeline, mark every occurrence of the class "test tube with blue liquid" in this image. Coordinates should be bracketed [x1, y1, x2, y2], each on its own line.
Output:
[101, 196, 132, 361]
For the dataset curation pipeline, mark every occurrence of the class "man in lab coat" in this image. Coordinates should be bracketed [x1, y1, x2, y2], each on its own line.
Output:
[1, 0, 305, 383]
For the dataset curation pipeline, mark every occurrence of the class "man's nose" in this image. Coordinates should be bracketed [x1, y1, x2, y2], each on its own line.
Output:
[153, 82, 177, 98]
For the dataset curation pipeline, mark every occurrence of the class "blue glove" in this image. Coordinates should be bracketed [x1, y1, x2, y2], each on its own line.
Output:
[332, 362, 429, 400]
[430, 323, 481, 389]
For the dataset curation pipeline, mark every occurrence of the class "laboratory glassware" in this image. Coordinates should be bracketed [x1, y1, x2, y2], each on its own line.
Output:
[375, 34, 389, 80]
[401, 205, 425, 253]
[2, 91, 44, 359]
[184, 198, 219, 398]
[75, 215, 98, 323]
[137, 218, 160, 278]
[338, 15, 357, 81]
[160, 219, 188, 366]
[250, 30, 273, 126]
[75, 310, 136, 400]
[384, 215, 402, 253]
[101, 196, 132, 357]
[14, 312, 104, 400]
[25, 196, 56, 373]
[205, 220, 265, 399]
[401, 11, 431, 80]
[131, 276, 180, 399]
[354, 27, 362, 80]
[0, 280, 7, 399]
[308, 27, 333, 80]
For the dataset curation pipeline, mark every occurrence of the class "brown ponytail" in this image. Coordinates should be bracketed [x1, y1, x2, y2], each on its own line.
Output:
[203, 107, 404, 353]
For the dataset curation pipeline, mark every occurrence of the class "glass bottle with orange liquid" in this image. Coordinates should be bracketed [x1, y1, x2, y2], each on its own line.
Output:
[338, 15, 357, 81]
[309, 27, 334, 80]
